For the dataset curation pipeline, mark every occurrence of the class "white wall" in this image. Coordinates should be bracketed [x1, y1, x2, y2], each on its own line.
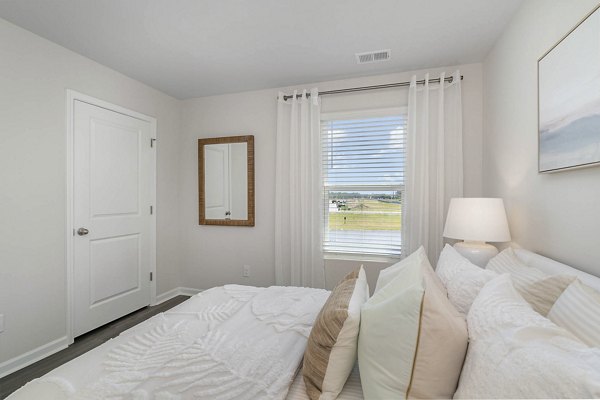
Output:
[483, 0, 600, 276]
[0, 18, 182, 366]
[180, 63, 483, 291]
[0, 15, 484, 369]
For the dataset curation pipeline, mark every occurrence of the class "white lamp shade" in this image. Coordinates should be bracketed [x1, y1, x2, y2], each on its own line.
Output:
[443, 198, 511, 242]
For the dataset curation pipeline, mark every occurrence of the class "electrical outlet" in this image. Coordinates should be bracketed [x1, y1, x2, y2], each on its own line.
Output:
[0, 314, 4, 333]
[243, 265, 251, 277]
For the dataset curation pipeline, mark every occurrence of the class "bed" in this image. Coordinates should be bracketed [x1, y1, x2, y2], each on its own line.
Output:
[8, 285, 351, 400]
[8, 247, 600, 399]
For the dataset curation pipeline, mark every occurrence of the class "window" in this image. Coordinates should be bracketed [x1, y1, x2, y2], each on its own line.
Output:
[321, 109, 406, 257]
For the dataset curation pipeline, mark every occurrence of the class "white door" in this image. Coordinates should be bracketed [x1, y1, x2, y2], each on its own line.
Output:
[204, 144, 230, 219]
[73, 100, 154, 337]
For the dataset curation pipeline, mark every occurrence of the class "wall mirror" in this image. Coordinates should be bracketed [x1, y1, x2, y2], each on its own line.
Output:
[198, 135, 254, 226]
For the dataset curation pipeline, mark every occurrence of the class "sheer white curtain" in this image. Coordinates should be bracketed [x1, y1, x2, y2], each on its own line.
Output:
[402, 71, 463, 262]
[275, 88, 325, 288]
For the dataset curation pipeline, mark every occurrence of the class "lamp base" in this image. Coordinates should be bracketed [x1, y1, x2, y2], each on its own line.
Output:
[453, 241, 498, 268]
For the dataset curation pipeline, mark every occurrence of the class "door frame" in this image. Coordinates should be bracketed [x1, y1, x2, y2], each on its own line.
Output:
[65, 90, 157, 344]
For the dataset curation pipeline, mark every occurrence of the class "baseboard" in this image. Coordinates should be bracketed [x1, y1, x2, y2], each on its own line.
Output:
[154, 287, 181, 304]
[154, 286, 202, 305]
[0, 336, 69, 379]
[179, 287, 202, 297]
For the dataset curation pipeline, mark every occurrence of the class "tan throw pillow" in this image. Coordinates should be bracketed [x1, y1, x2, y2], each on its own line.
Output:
[519, 274, 576, 316]
[303, 266, 369, 400]
[359, 248, 468, 399]
[487, 248, 575, 315]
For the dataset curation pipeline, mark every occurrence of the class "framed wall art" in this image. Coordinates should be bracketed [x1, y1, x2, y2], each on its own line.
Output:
[538, 4, 600, 173]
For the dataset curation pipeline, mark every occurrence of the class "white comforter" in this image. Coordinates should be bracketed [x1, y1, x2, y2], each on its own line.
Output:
[10, 285, 330, 400]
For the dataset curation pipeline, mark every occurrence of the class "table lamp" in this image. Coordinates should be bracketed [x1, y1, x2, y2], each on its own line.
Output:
[443, 198, 511, 267]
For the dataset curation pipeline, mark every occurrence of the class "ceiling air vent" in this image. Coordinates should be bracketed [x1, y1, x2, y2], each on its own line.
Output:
[356, 49, 391, 64]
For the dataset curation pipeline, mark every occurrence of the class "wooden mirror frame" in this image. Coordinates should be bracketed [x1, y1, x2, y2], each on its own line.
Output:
[198, 135, 254, 226]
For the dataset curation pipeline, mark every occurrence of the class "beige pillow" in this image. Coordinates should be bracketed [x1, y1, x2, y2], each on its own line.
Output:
[303, 266, 369, 400]
[358, 249, 468, 399]
[548, 280, 600, 348]
[487, 247, 575, 315]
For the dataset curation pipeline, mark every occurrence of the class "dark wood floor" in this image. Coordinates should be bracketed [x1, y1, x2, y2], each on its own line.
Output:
[0, 295, 189, 399]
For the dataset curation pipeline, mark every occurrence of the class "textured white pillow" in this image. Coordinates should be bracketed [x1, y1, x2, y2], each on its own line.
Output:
[436, 244, 497, 315]
[455, 274, 600, 399]
[487, 247, 576, 315]
[548, 280, 600, 348]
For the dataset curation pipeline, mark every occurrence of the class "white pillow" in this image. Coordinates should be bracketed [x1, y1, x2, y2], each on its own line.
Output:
[548, 280, 600, 348]
[374, 246, 440, 293]
[487, 247, 575, 315]
[435, 244, 497, 315]
[359, 249, 467, 399]
[455, 274, 600, 399]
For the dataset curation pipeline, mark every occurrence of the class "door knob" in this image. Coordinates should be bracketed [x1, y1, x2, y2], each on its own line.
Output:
[77, 227, 89, 236]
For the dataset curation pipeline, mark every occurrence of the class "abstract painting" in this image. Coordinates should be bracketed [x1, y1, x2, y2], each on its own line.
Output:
[538, 5, 600, 172]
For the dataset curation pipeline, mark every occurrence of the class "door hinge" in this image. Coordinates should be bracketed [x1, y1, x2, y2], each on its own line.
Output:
[150, 205, 153, 215]
[150, 138, 156, 148]
[150, 272, 153, 281]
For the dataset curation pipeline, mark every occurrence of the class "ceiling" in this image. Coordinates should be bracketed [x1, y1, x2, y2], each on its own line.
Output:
[0, 0, 523, 99]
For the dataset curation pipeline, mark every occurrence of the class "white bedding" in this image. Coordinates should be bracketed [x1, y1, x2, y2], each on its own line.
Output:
[9, 285, 330, 400]
[9, 248, 600, 400]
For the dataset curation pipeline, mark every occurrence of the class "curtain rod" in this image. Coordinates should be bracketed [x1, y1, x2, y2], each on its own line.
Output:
[281, 75, 463, 101]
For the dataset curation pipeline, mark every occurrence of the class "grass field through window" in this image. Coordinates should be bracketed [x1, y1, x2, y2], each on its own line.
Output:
[328, 199, 401, 231]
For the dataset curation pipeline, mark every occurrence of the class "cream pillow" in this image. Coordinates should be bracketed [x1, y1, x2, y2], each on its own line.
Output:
[374, 246, 445, 294]
[548, 280, 600, 348]
[487, 247, 576, 315]
[358, 248, 467, 399]
[455, 274, 600, 399]
[303, 266, 369, 400]
[436, 244, 497, 315]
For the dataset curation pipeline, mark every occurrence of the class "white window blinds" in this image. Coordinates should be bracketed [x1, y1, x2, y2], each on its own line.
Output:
[322, 113, 406, 257]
